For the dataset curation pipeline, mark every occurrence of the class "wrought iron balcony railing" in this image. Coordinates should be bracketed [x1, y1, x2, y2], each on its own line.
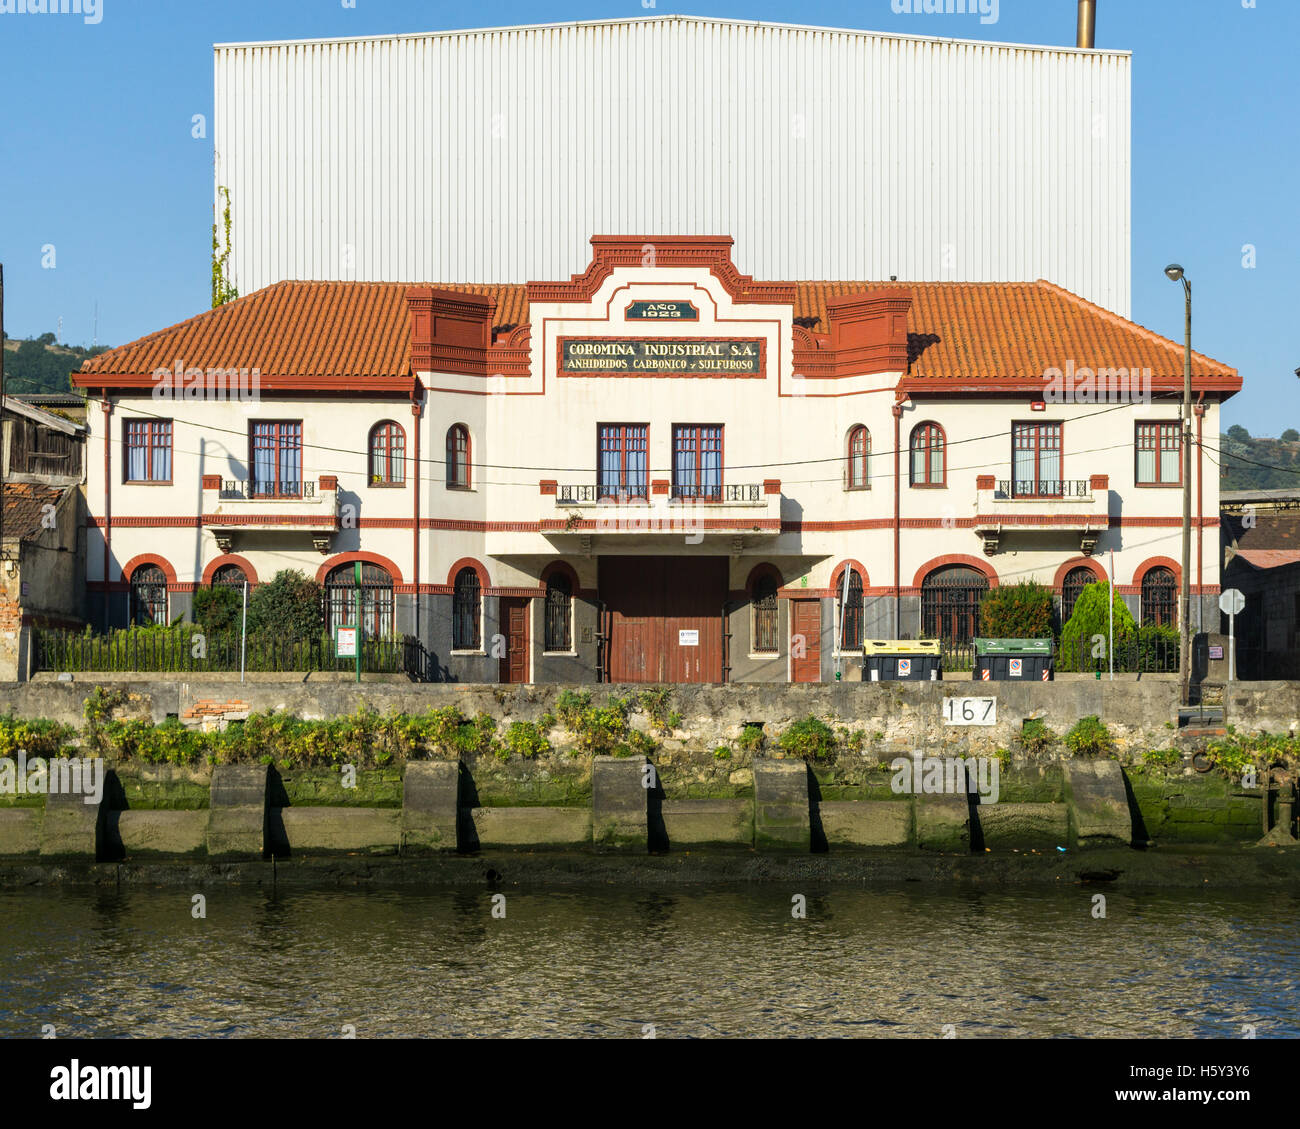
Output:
[995, 479, 1090, 500]
[555, 482, 766, 504]
[219, 479, 316, 501]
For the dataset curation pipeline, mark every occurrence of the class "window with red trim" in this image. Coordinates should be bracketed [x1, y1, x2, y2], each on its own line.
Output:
[369, 421, 406, 486]
[672, 424, 723, 501]
[847, 425, 870, 489]
[909, 422, 946, 487]
[1011, 421, 1063, 497]
[751, 572, 780, 654]
[124, 419, 172, 483]
[1135, 422, 1181, 485]
[250, 420, 303, 497]
[597, 424, 648, 499]
[446, 425, 471, 489]
[836, 567, 864, 650]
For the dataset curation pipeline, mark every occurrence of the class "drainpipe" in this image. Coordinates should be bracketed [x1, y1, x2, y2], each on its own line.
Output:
[102, 394, 113, 631]
[892, 398, 904, 636]
[411, 391, 423, 642]
[1196, 392, 1205, 632]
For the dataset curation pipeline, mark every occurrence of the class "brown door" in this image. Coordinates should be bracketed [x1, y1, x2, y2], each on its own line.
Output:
[499, 597, 530, 683]
[600, 556, 725, 683]
[791, 599, 821, 683]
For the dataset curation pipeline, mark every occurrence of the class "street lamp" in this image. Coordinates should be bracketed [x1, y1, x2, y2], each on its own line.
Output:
[1164, 264, 1193, 707]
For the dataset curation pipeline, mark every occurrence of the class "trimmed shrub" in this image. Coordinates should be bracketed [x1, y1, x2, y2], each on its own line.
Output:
[246, 570, 324, 639]
[979, 579, 1054, 639]
[192, 584, 244, 635]
[1057, 582, 1136, 672]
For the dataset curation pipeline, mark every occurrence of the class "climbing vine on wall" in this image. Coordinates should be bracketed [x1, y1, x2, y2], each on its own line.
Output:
[211, 186, 239, 308]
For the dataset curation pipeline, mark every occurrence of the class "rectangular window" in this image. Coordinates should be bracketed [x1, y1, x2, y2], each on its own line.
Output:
[1136, 422, 1181, 485]
[672, 424, 723, 501]
[1011, 422, 1063, 497]
[250, 421, 303, 497]
[124, 419, 172, 483]
[597, 424, 648, 499]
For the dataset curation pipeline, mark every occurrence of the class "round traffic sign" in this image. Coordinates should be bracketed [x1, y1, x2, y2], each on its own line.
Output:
[1219, 588, 1245, 616]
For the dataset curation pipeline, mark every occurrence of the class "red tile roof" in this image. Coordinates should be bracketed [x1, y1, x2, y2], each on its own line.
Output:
[75, 276, 1238, 393]
[1234, 549, 1300, 570]
[1, 482, 68, 543]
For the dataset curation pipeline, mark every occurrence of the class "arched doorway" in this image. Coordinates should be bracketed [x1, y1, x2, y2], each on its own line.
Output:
[921, 565, 988, 645]
[129, 564, 168, 626]
[1061, 566, 1099, 625]
[324, 562, 395, 638]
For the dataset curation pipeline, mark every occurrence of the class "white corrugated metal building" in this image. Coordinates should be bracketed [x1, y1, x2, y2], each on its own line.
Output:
[213, 14, 1131, 314]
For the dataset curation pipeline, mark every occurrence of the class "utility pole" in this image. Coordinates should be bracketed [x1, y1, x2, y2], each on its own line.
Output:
[1, 263, 6, 558]
[1164, 264, 1194, 707]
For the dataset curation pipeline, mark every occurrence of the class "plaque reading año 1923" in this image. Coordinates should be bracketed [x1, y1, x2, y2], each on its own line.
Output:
[559, 338, 763, 375]
[625, 300, 699, 321]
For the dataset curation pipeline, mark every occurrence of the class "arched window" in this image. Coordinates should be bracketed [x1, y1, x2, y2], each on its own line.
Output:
[910, 422, 946, 487]
[452, 567, 481, 649]
[211, 564, 248, 588]
[1061, 567, 1099, 625]
[544, 574, 573, 652]
[129, 564, 168, 626]
[369, 421, 406, 486]
[324, 562, 395, 639]
[751, 572, 780, 654]
[836, 567, 865, 651]
[847, 426, 870, 489]
[921, 565, 988, 644]
[446, 424, 471, 489]
[1141, 567, 1177, 627]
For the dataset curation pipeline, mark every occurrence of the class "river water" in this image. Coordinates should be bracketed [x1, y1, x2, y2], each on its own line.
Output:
[2, 886, 1297, 1038]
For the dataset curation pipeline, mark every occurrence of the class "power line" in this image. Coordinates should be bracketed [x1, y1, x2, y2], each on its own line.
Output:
[88, 392, 1164, 479]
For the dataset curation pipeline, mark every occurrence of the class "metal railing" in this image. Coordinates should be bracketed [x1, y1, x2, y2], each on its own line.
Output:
[937, 632, 1180, 675]
[219, 479, 317, 500]
[994, 479, 1090, 499]
[557, 482, 764, 503]
[35, 628, 430, 680]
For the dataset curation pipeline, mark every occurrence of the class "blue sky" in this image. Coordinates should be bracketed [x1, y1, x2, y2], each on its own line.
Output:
[0, 0, 1294, 435]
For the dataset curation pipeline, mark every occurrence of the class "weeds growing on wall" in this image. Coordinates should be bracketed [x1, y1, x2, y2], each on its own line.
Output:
[1063, 715, 1115, 757]
[1019, 718, 1058, 755]
[776, 716, 838, 763]
[0, 716, 79, 759]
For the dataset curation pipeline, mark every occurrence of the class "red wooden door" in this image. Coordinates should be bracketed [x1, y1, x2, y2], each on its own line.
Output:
[499, 597, 530, 683]
[791, 599, 821, 683]
[600, 556, 725, 682]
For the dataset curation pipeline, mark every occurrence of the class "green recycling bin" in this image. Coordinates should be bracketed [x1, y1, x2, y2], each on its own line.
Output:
[972, 638, 1054, 682]
[862, 640, 942, 682]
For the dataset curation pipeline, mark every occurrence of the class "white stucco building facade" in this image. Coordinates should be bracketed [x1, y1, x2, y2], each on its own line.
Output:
[75, 235, 1237, 682]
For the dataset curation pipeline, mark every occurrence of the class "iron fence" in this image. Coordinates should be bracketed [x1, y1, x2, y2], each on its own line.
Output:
[35, 628, 431, 680]
[936, 632, 1179, 675]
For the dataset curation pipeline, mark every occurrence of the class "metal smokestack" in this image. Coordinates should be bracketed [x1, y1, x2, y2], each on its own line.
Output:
[1077, 0, 1096, 49]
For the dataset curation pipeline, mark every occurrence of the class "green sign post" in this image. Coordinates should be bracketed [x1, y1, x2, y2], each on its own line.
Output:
[354, 560, 362, 683]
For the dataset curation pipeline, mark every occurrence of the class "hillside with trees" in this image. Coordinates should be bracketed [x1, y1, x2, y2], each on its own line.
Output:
[1218, 425, 1300, 491]
[1, 332, 109, 397]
